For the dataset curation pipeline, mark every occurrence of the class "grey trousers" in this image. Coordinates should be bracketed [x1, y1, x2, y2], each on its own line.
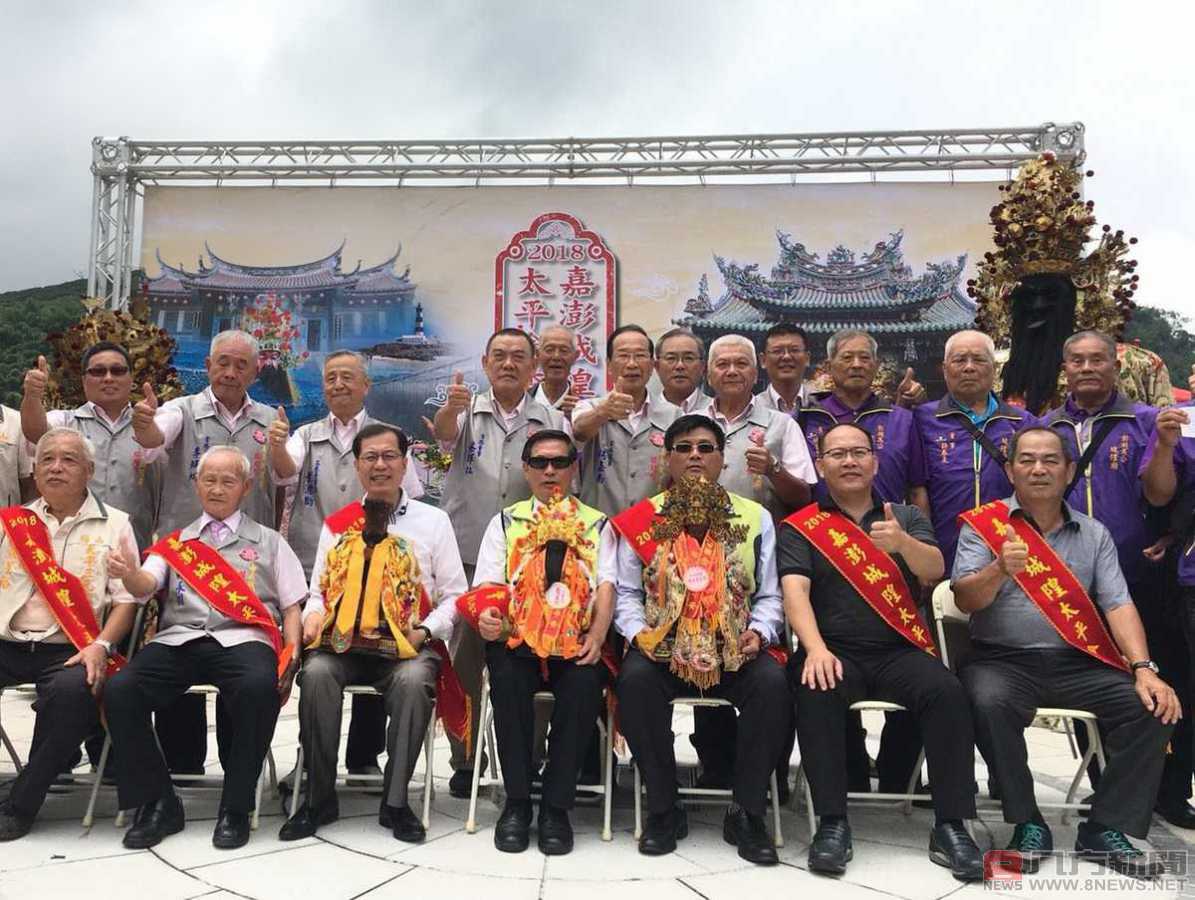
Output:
[299, 648, 439, 810]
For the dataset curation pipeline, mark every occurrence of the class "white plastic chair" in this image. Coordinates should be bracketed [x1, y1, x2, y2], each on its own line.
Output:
[287, 686, 436, 830]
[466, 667, 615, 841]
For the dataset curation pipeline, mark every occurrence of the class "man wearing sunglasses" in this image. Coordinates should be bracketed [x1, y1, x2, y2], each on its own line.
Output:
[780, 422, 983, 881]
[610, 414, 790, 865]
[21, 341, 163, 550]
[463, 429, 613, 855]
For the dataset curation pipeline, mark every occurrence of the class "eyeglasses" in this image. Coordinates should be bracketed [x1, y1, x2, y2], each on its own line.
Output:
[821, 447, 874, 461]
[526, 455, 573, 470]
[659, 353, 701, 365]
[359, 451, 403, 465]
[85, 365, 130, 378]
[670, 441, 719, 455]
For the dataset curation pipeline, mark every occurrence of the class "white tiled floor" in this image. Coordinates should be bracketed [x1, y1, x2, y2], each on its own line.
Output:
[1, 694, 1189, 899]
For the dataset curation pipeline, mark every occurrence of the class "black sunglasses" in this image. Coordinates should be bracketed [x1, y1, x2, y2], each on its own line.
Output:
[670, 441, 719, 455]
[526, 455, 574, 470]
[85, 365, 130, 378]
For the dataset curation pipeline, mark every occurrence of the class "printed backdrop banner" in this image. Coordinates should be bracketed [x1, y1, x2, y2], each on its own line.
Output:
[140, 181, 999, 467]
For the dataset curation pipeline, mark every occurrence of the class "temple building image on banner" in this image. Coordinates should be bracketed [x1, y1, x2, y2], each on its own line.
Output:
[674, 231, 976, 367]
[142, 242, 425, 358]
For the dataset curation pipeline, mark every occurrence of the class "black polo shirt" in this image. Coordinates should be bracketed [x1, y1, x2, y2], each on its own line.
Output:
[778, 496, 938, 651]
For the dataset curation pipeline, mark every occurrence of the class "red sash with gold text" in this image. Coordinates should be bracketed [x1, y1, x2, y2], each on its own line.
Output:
[326, 500, 473, 753]
[0, 506, 126, 673]
[783, 503, 936, 656]
[609, 498, 661, 565]
[148, 532, 293, 677]
[958, 501, 1128, 672]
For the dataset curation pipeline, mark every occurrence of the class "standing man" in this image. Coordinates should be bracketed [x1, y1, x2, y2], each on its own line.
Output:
[532, 325, 580, 417]
[915, 330, 1036, 571]
[756, 324, 814, 415]
[654, 328, 709, 413]
[780, 423, 982, 881]
[465, 430, 613, 855]
[611, 414, 791, 865]
[280, 424, 467, 844]
[573, 325, 680, 517]
[0, 429, 141, 840]
[0, 400, 32, 508]
[22, 342, 163, 550]
[433, 327, 565, 795]
[105, 446, 304, 850]
[954, 427, 1178, 880]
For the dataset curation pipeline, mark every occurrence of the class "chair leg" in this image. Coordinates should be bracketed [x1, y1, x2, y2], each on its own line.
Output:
[0, 707, 23, 772]
[252, 754, 269, 830]
[1062, 718, 1098, 827]
[632, 761, 643, 841]
[769, 770, 784, 848]
[1062, 717, 1079, 759]
[601, 703, 614, 841]
[903, 749, 926, 815]
[421, 704, 435, 831]
[289, 744, 304, 819]
[804, 774, 816, 838]
[466, 676, 491, 834]
[83, 735, 113, 828]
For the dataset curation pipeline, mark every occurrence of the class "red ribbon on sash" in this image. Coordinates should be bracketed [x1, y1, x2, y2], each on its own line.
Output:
[455, 584, 513, 628]
[325, 500, 474, 755]
[147, 531, 293, 677]
[958, 501, 1128, 672]
[783, 503, 937, 656]
[0, 506, 127, 673]
[609, 498, 661, 566]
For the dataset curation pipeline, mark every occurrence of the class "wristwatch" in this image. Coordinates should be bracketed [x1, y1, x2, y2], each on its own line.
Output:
[93, 638, 114, 657]
[415, 625, 433, 643]
[769, 459, 782, 476]
[1131, 659, 1160, 675]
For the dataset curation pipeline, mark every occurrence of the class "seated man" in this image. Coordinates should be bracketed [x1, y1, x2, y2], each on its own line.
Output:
[105, 446, 304, 851]
[780, 422, 982, 881]
[279, 423, 468, 844]
[611, 414, 790, 865]
[462, 429, 613, 855]
[0, 428, 141, 840]
[953, 426, 1179, 880]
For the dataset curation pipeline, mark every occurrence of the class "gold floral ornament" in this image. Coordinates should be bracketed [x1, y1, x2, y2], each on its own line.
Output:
[651, 476, 748, 546]
[968, 151, 1140, 345]
[43, 296, 185, 409]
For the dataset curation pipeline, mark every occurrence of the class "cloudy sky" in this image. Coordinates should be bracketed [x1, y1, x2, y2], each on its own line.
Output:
[0, 0, 1189, 315]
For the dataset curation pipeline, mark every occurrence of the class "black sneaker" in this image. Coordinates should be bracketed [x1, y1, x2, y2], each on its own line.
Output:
[1004, 821, 1053, 874]
[808, 817, 852, 875]
[0, 800, 34, 842]
[1075, 823, 1165, 880]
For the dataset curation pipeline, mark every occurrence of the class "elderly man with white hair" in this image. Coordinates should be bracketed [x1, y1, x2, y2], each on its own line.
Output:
[0, 428, 141, 840]
[104, 445, 304, 851]
[914, 329, 1037, 571]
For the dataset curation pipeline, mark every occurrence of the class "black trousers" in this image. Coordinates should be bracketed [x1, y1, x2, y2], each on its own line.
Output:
[345, 693, 386, 769]
[790, 643, 977, 820]
[0, 640, 100, 818]
[485, 643, 606, 809]
[961, 643, 1172, 838]
[617, 648, 790, 817]
[105, 637, 280, 815]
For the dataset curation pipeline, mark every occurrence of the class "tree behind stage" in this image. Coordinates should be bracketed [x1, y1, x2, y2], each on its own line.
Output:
[1124, 306, 1195, 388]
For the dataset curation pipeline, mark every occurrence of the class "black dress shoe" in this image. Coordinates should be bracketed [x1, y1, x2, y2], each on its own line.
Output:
[279, 803, 339, 841]
[929, 821, 984, 882]
[389, 805, 426, 843]
[638, 805, 688, 856]
[722, 805, 778, 866]
[495, 799, 533, 853]
[537, 805, 574, 855]
[123, 794, 185, 849]
[448, 752, 488, 799]
[808, 817, 852, 875]
[1076, 821, 1165, 880]
[1156, 799, 1195, 829]
[212, 811, 251, 849]
[0, 800, 34, 841]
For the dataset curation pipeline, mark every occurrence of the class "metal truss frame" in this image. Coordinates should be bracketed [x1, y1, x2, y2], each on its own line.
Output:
[88, 122, 1083, 308]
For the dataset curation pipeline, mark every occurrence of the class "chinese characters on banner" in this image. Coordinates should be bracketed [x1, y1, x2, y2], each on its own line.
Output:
[494, 212, 617, 396]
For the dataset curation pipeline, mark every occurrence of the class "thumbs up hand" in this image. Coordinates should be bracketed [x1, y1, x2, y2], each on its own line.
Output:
[23, 355, 49, 402]
[132, 382, 159, 429]
[445, 370, 472, 414]
[744, 429, 774, 476]
[269, 405, 290, 447]
[896, 367, 925, 408]
[868, 502, 907, 553]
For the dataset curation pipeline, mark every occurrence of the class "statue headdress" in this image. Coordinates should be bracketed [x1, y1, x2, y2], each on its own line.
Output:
[968, 151, 1139, 345]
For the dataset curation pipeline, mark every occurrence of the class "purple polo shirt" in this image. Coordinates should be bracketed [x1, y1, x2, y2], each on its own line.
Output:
[1043, 391, 1159, 586]
[800, 391, 926, 505]
[1139, 401, 1195, 586]
[915, 395, 1037, 570]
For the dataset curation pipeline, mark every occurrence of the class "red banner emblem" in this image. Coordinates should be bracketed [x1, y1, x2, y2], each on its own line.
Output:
[326, 501, 365, 536]
[783, 503, 936, 656]
[609, 497, 662, 566]
[0, 506, 126, 673]
[958, 501, 1128, 672]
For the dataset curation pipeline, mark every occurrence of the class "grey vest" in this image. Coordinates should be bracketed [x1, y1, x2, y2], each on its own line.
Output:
[157, 392, 278, 536]
[59, 404, 162, 549]
[0, 406, 23, 507]
[718, 403, 792, 518]
[441, 391, 563, 564]
[154, 515, 283, 642]
[287, 412, 385, 578]
[579, 401, 679, 516]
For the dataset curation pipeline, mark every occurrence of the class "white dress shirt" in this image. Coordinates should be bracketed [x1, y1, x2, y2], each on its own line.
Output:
[277, 408, 423, 498]
[304, 491, 465, 642]
[572, 393, 658, 434]
[703, 397, 817, 484]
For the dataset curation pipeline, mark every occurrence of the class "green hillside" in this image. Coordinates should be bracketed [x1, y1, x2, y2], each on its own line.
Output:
[0, 278, 88, 407]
